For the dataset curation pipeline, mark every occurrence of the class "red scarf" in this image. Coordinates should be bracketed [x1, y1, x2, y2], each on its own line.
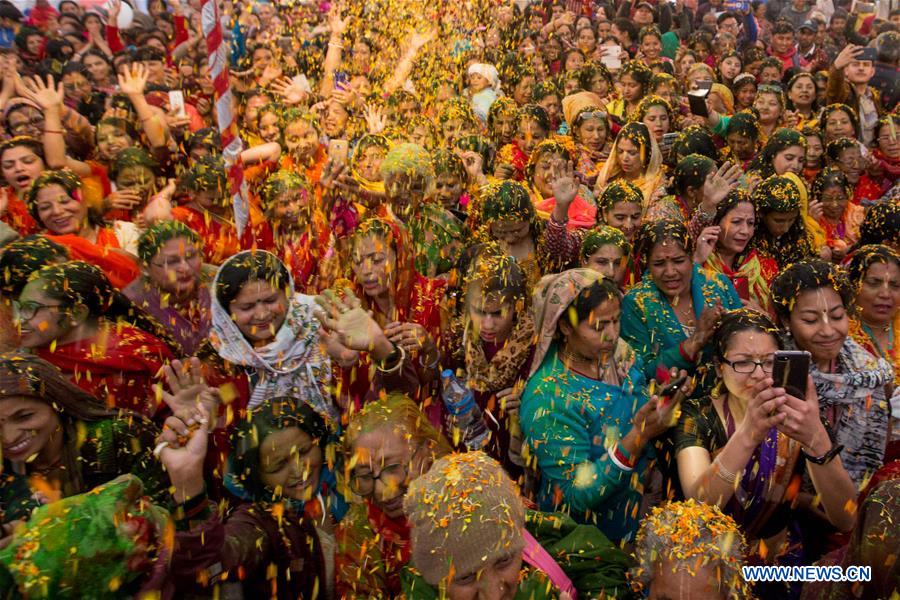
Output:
[46, 232, 139, 289]
[366, 502, 411, 597]
[37, 323, 172, 417]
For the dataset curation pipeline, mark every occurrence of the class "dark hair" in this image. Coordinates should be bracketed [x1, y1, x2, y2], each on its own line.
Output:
[28, 261, 180, 353]
[563, 278, 621, 330]
[770, 259, 853, 322]
[612, 18, 637, 42]
[673, 154, 716, 196]
[772, 20, 796, 36]
[431, 149, 466, 181]
[716, 11, 739, 25]
[530, 80, 558, 103]
[229, 396, 329, 501]
[177, 155, 228, 201]
[846, 245, 900, 293]
[518, 104, 550, 134]
[0, 235, 68, 298]
[465, 250, 528, 309]
[215, 251, 291, 311]
[875, 31, 899, 64]
[134, 46, 165, 63]
[812, 166, 851, 203]
[136, 221, 201, 264]
[0, 135, 44, 163]
[786, 72, 820, 113]
[856, 202, 900, 248]
[713, 308, 782, 361]
[821, 104, 860, 140]
[635, 219, 692, 273]
[825, 137, 857, 163]
[672, 125, 718, 163]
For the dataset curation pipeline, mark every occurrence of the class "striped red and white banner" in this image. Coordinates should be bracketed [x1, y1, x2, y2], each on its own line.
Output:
[200, 0, 249, 235]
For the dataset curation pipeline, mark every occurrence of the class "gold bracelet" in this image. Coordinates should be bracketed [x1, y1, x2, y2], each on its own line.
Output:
[375, 344, 405, 374]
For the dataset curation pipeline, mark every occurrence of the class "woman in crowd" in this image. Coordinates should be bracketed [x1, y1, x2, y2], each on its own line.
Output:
[594, 121, 664, 206]
[0, 136, 42, 237]
[123, 221, 212, 356]
[812, 167, 864, 261]
[846, 245, 900, 456]
[159, 395, 343, 599]
[522, 270, 672, 543]
[335, 392, 452, 598]
[621, 220, 741, 383]
[695, 190, 778, 314]
[0, 353, 166, 507]
[458, 249, 534, 478]
[630, 499, 754, 599]
[770, 260, 893, 488]
[750, 175, 818, 270]
[529, 139, 596, 229]
[402, 451, 632, 599]
[674, 309, 856, 596]
[208, 249, 333, 418]
[25, 169, 140, 286]
[15, 261, 174, 416]
[562, 90, 610, 186]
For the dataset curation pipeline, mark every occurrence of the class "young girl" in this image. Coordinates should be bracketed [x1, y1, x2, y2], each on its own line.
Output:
[606, 60, 652, 123]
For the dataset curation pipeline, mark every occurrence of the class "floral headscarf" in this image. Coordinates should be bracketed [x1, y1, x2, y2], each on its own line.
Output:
[210, 250, 333, 420]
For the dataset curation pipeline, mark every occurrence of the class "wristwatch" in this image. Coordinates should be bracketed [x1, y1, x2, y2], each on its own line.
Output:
[801, 442, 844, 465]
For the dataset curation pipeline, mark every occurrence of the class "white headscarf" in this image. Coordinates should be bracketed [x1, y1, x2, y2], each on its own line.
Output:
[210, 250, 335, 421]
[467, 62, 501, 92]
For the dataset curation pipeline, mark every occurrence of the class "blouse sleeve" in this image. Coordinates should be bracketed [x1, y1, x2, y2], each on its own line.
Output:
[672, 398, 719, 455]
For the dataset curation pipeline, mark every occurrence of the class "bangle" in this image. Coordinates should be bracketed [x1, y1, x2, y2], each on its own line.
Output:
[801, 442, 844, 466]
[375, 343, 405, 374]
[679, 340, 697, 362]
[614, 442, 635, 466]
[608, 445, 634, 472]
[712, 456, 738, 485]
[548, 213, 568, 228]
[418, 349, 441, 370]
[328, 41, 344, 49]
[43, 129, 64, 135]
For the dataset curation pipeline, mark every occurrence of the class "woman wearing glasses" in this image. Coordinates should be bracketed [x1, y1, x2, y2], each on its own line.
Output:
[123, 222, 213, 356]
[335, 392, 452, 599]
[674, 309, 856, 593]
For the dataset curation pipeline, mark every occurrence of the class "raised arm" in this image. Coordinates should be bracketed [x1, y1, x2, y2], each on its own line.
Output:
[118, 63, 171, 150]
[382, 28, 436, 95]
[319, 4, 350, 98]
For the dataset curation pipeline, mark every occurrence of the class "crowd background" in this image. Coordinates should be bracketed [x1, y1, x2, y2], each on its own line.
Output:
[0, 0, 897, 597]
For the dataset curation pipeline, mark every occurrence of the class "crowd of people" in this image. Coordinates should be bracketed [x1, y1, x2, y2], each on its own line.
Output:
[0, 0, 898, 597]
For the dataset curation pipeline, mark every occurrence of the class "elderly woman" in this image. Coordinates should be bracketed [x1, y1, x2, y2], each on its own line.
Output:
[521, 270, 675, 543]
[123, 221, 213, 356]
[335, 393, 452, 598]
[528, 139, 597, 230]
[630, 500, 754, 600]
[402, 452, 631, 599]
[561, 91, 610, 186]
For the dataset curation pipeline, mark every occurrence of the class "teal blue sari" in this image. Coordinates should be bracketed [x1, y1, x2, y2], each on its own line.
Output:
[520, 343, 651, 543]
[621, 263, 741, 384]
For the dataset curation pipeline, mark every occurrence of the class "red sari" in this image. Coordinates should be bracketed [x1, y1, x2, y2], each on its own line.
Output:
[172, 205, 268, 266]
[339, 218, 445, 416]
[46, 231, 139, 289]
[37, 322, 173, 417]
[0, 187, 39, 236]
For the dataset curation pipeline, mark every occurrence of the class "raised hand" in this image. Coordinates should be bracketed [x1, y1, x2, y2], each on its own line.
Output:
[271, 76, 310, 105]
[550, 160, 578, 210]
[328, 3, 349, 35]
[738, 377, 788, 445]
[409, 27, 437, 52]
[807, 198, 824, 221]
[693, 225, 721, 264]
[834, 44, 864, 71]
[21, 74, 64, 110]
[156, 357, 218, 426]
[117, 63, 149, 97]
[363, 102, 387, 134]
[104, 189, 143, 213]
[701, 161, 742, 211]
[314, 288, 385, 352]
[107, 0, 121, 24]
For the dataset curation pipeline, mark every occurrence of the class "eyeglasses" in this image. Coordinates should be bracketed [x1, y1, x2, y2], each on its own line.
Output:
[13, 301, 64, 321]
[350, 462, 408, 496]
[723, 358, 775, 374]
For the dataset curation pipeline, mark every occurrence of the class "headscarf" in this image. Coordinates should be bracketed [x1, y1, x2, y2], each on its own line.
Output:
[751, 176, 814, 267]
[561, 91, 605, 129]
[595, 122, 664, 205]
[820, 103, 860, 140]
[709, 83, 735, 116]
[580, 225, 631, 262]
[467, 63, 501, 92]
[619, 60, 653, 90]
[351, 133, 392, 194]
[209, 250, 333, 420]
[530, 268, 634, 379]
[478, 180, 537, 225]
[487, 97, 519, 132]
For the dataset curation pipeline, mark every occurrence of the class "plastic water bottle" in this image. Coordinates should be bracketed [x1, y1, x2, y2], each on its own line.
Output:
[441, 370, 490, 450]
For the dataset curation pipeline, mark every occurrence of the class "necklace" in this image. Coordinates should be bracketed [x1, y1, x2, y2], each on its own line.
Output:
[860, 319, 894, 358]
[559, 344, 600, 377]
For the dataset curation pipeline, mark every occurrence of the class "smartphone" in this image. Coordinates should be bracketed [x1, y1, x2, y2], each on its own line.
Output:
[168, 90, 186, 118]
[772, 351, 810, 399]
[657, 375, 689, 413]
[660, 132, 679, 156]
[859, 47, 878, 62]
[333, 71, 349, 90]
[600, 45, 622, 70]
[687, 82, 712, 118]
[328, 139, 349, 166]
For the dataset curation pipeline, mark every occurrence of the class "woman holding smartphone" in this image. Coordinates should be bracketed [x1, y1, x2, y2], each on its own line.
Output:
[674, 309, 856, 597]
